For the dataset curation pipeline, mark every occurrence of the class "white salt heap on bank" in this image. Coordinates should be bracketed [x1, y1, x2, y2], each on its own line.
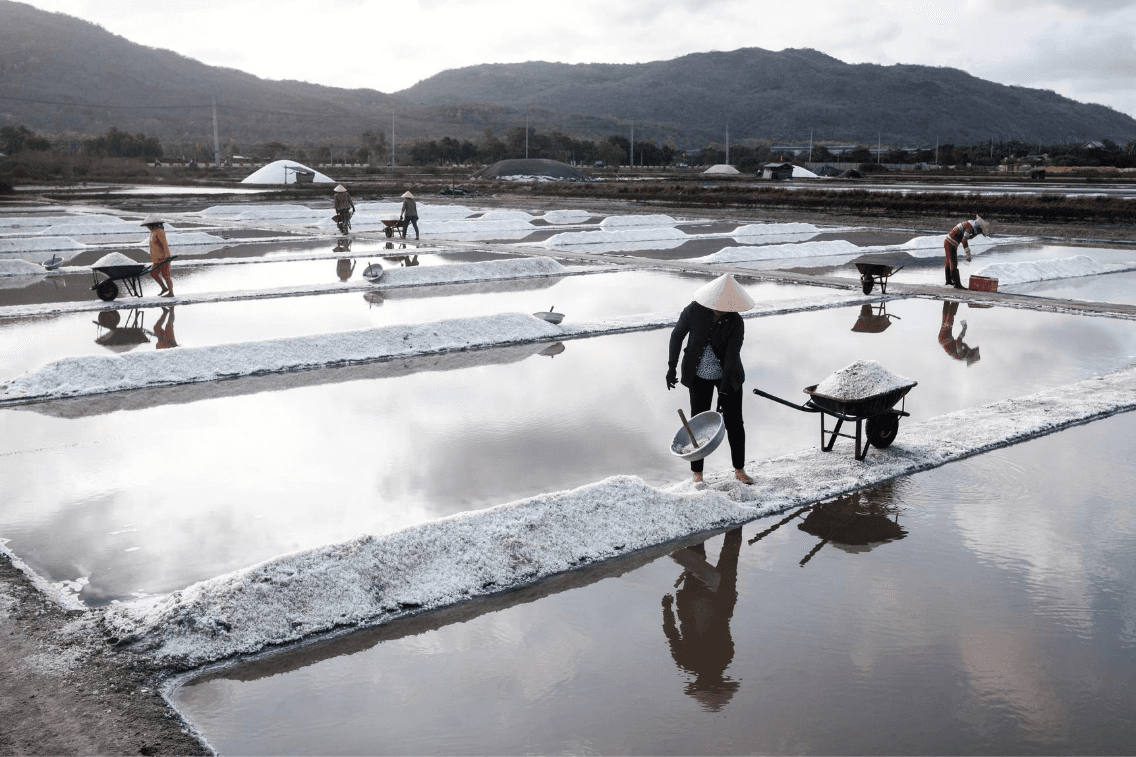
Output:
[814, 359, 915, 400]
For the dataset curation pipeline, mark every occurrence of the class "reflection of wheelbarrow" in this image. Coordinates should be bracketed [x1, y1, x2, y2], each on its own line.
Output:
[753, 379, 916, 461]
[90, 257, 177, 302]
[851, 303, 901, 333]
[851, 252, 909, 295]
[93, 309, 149, 351]
[797, 491, 907, 566]
[381, 219, 406, 238]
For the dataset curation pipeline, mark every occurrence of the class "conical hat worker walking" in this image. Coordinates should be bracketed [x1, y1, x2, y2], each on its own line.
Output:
[399, 191, 419, 239]
[667, 273, 755, 484]
[140, 214, 173, 296]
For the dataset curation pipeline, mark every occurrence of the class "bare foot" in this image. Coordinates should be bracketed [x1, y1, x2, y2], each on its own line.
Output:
[734, 469, 754, 485]
[692, 472, 703, 483]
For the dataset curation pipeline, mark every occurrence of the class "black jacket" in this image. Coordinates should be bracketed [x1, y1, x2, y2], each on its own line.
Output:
[668, 301, 746, 392]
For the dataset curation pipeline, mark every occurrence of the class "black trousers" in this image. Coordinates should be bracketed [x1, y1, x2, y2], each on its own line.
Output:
[688, 376, 746, 473]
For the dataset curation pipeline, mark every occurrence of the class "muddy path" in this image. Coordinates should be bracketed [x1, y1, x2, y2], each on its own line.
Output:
[0, 553, 210, 756]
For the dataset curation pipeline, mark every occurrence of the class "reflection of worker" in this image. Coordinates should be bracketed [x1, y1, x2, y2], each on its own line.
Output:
[399, 190, 419, 239]
[667, 273, 755, 484]
[153, 306, 177, 350]
[333, 184, 355, 231]
[141, 214, 173, 296]
[662, 528, 743, 712]
[943, 216, 988, 288]
[937, 301, 980, 365]
[336, 258, 355, 281]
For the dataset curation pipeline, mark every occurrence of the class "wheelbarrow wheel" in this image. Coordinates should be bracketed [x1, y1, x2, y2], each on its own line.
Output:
[384, 225, 394, 238]
[867, 413, 899, 448]
[96, 279, 119, 302]
[861, 274, 874, 295]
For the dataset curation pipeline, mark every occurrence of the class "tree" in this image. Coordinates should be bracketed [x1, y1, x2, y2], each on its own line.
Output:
[1, 125, 51, 154]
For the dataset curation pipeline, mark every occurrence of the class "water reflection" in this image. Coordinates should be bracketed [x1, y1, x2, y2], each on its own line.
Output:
[94, 309, 149, 352]
[538, 342, 565, 358]
[938, 300, 981, 365]
[797, 485, 907, 566]
[662, 527, 742, 711]
[152, 306, 177, 350]
[383, 253, 419, 267]
[851, 302, 899, 333]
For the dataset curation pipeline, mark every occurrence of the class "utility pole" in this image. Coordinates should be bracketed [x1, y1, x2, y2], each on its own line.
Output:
[877, 132, 881, 164]
[630, 123, 634, 168]
[809, 129, 813, 163]
[725, 123, 729, 165]
[211, 95, 221, 168]
[391, 113, 395, 168]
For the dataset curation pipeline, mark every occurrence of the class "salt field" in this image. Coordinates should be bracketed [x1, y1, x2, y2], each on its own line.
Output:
[3, 197, 1136, 755]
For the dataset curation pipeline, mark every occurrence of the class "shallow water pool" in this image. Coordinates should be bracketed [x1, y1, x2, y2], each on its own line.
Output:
[172, 410, 1136, 755]
[0, 270, 833, 382]
[2, 298, 1134, 605]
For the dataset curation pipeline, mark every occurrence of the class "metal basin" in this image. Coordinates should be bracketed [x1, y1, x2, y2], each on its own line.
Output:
[363, 262, 384, 282]
[670, 410, 726, 461]
[534, 311, 564, 325]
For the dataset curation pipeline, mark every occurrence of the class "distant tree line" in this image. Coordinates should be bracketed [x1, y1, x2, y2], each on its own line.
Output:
[1, 124, 163, 160]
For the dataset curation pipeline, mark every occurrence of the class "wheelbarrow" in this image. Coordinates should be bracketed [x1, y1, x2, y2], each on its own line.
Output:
[851, 252, 910, 295]
[753, 379, 916, 461]
[90, 257, 176, 302]
[381, 219, 406, 238]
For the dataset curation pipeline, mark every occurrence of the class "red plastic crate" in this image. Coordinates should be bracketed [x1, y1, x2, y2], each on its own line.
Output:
[968, 275, 999, 292]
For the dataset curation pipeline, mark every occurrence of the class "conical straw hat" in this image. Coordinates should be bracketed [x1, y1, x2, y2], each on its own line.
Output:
[334, 185, 347, 192]
[692, 273, 755, 312]
[401, 191, 415, 198]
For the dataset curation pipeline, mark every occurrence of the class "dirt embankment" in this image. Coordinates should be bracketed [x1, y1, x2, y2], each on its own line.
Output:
[0, 553, 210, 756]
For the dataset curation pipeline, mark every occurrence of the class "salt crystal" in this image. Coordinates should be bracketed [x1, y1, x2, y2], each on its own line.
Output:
[813, 359, 914, 401]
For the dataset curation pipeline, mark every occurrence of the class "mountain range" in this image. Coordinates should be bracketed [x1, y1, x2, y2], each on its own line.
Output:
[2, 0, 1135, 152]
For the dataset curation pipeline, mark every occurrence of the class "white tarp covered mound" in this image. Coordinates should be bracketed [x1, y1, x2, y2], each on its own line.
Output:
[793, 166, 819, 178]
[703, 164, 741, 175]
[241, 160, 334, 185]
[974, 255, 1136, 287]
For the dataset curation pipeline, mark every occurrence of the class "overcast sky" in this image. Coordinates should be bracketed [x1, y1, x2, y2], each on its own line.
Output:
[20, 0, 1136, 119]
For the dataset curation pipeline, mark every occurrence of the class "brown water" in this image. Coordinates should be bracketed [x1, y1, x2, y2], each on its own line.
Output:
[173, 411, 1136, 755]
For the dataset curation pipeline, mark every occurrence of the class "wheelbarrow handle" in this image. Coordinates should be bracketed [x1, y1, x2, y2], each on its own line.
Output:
[752, 387, 819, 413]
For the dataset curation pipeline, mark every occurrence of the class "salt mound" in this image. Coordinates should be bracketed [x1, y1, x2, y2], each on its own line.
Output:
[974, 255, 1131, 286]
[91, 252, 143, 269]
[814, 360, 914, 401]
[241, 160, 335, 185]
[792, 166, 819, 178]
[0, 259, 46, 277]
[703, 164, 740, 175]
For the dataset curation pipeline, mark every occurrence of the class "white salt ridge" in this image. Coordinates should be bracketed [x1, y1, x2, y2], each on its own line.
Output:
[0, 289, 861, 402]
[730, 222, 820, 237]
[0, 237, 88, 254]
[0, 214, 121, 231]
[41, 220, 154, 237]
[0, 259, 47, 277]
[542, 209, 592, 224]
[90, 252, 143, 269]
[599, 214, 678, 228]
[0, 313, 562, 402]
[813, 359, 915, 401]
[96, 365, 1136, 666]
[699, 240, 861, 263]
[540, 226, 689, 251]
[974, 255, 1135, 286]
[479, 210, 536, 222]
